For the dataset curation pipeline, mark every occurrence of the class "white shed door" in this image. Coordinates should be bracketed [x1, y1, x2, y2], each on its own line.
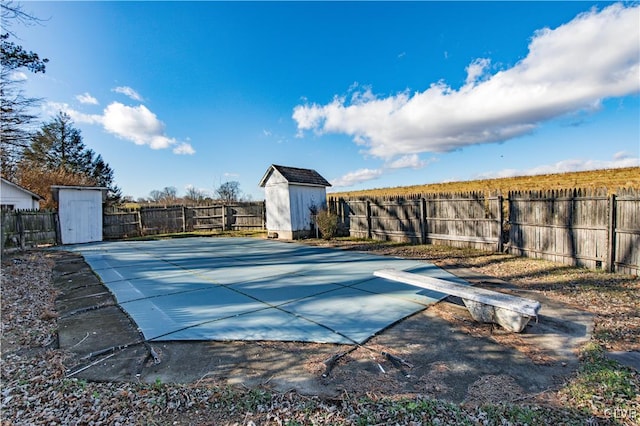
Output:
[60, 199, 101, 244]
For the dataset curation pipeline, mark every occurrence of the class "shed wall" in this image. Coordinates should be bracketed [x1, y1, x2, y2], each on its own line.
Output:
[264, 182, 291, 232]
[289, 185, 327, 231]
[58, 189, 103, 244]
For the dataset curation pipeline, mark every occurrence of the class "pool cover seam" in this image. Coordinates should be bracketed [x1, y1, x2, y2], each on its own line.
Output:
[82, 239, 437, 345]
[99, 244, 385, 345]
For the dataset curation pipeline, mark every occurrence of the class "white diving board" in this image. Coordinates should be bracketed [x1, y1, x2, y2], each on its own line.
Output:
[374, 269, 541, 333]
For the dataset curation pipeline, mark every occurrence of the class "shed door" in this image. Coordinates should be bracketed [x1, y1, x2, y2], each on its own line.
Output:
[60, 199, 101, 244]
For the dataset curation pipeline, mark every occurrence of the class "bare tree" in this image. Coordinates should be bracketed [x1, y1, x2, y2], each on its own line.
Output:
[214, 181, 241, 204]
[184, 186, 208, 206]
[149, 187, 179, 205]
[0, 1, 49, 179]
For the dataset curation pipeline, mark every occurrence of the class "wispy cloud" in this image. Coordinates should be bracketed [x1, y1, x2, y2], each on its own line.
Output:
[173, 142, 195, 155]
[76, 92, 98, 105]
[293, 3, 639, 161]
[330, 155, 433, 188]
[475, 153, 639, 180]
[386, 154, 429, 170]
[6, 71, 27, 81]
[330, 168, 384, 188]
[45, 101, 195, 155]
[112, 86, 144, 102]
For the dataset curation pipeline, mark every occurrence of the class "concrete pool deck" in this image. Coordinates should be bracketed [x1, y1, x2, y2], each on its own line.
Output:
[52, 237, 596, 400]
[61, 237, 469, 344]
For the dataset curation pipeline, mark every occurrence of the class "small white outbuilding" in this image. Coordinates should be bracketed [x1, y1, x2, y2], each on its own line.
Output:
[259, 164, 331, 240]
[52, 185, 107, 245]
[0, 178, 43, 210]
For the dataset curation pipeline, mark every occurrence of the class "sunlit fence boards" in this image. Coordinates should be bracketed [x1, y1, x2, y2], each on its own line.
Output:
[613, 189, 640, 275]
[329, 188, 639, 275]
[507, 189, 609, 270]
[102, 202, 266, 238]
[329, 193, 503, 251]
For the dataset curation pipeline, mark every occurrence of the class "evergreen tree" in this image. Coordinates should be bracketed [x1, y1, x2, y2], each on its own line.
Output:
[23, 112, 90, 172]
[18, 111, 121, 206]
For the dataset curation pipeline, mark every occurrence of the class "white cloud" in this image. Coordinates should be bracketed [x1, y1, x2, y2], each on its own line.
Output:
[102, 102, 192, 152]
[112, 86, 144, 101]
[45, 101, 102, 125]
[475, 154, 639, 179]
[613, 150, 637, 161]
[465, 58, 490, 86]
[76, 92, 99, 105]
[386, 154, 428, 170]
[7, 71, 27, 81]
[45, 100, 195, 155]
[173, 142, 195, 155]
[330, 168, 383, 188]
[293, 3, 640, 160]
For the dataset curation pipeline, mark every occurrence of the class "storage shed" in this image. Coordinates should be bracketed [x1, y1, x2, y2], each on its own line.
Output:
[52, 185, 107, 244]
[0, 178, 43, 210]
[259, 164, 331, 240]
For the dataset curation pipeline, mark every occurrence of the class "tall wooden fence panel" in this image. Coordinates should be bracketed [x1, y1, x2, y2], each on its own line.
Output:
[140, 206, 185, 235]
[330, 188, 638, 275]
[226, 202, 266, 230]
[1, 210, 58, 250]
[103, 211, 141, 239]
[188, 206, 224, 231]
[424, 193, 503, 251]
[612, 188, 640, 275]
[340, 200, 370, 239]
[369, 198, 423, 243]
[508, 189, 609, 270]
[103, 202, 265, 239]
[329, 193, 503, 249]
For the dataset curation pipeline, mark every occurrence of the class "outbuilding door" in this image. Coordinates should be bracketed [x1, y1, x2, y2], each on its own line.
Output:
[58, 191, 103, 244]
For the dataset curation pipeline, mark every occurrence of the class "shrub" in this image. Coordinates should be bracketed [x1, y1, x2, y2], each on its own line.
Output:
[315, 209, 339, 240]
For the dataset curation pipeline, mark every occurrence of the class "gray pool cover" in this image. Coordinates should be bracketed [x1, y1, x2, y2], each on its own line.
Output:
[65, 237, 470, 345]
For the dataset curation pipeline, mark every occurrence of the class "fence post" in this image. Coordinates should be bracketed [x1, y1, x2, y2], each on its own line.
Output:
[136, 210, 143, 236]
[420, 198, 427, 244]
[606, 194, 617, 272]
[0, 211, 5, 253]
[366, 200, 372, 239]
[54, 211, 62, 245]
[181, 206, 187, 233]
[497, 195, 504, 253]
[222, 205, 227, 231]
[15, 210, 25, 250]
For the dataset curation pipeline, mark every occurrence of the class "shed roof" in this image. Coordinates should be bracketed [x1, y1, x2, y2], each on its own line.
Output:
[51, 185, 108, 202]
[259, 164, 331, 188]
[0, 178, 43, 200]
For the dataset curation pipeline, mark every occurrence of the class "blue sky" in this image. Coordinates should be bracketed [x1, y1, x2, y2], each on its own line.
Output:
[13, 1, 640, 201]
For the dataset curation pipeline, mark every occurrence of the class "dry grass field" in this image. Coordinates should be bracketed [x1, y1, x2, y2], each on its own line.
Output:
[329, 167, 640, 199]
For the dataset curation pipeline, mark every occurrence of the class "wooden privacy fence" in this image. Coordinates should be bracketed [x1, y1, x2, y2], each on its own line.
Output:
[1, 209, 58, 250]
[329, 188, 639, 275]
[507, 188, 639, 275]
[103, 202, 265, 239]
[330, 192, 503, 251]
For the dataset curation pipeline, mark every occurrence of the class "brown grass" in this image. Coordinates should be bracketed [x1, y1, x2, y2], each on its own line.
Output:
[329, 167, 640, 199]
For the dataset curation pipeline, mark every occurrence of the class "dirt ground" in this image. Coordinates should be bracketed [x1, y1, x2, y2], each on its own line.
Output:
[52, 245, 596, 406]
